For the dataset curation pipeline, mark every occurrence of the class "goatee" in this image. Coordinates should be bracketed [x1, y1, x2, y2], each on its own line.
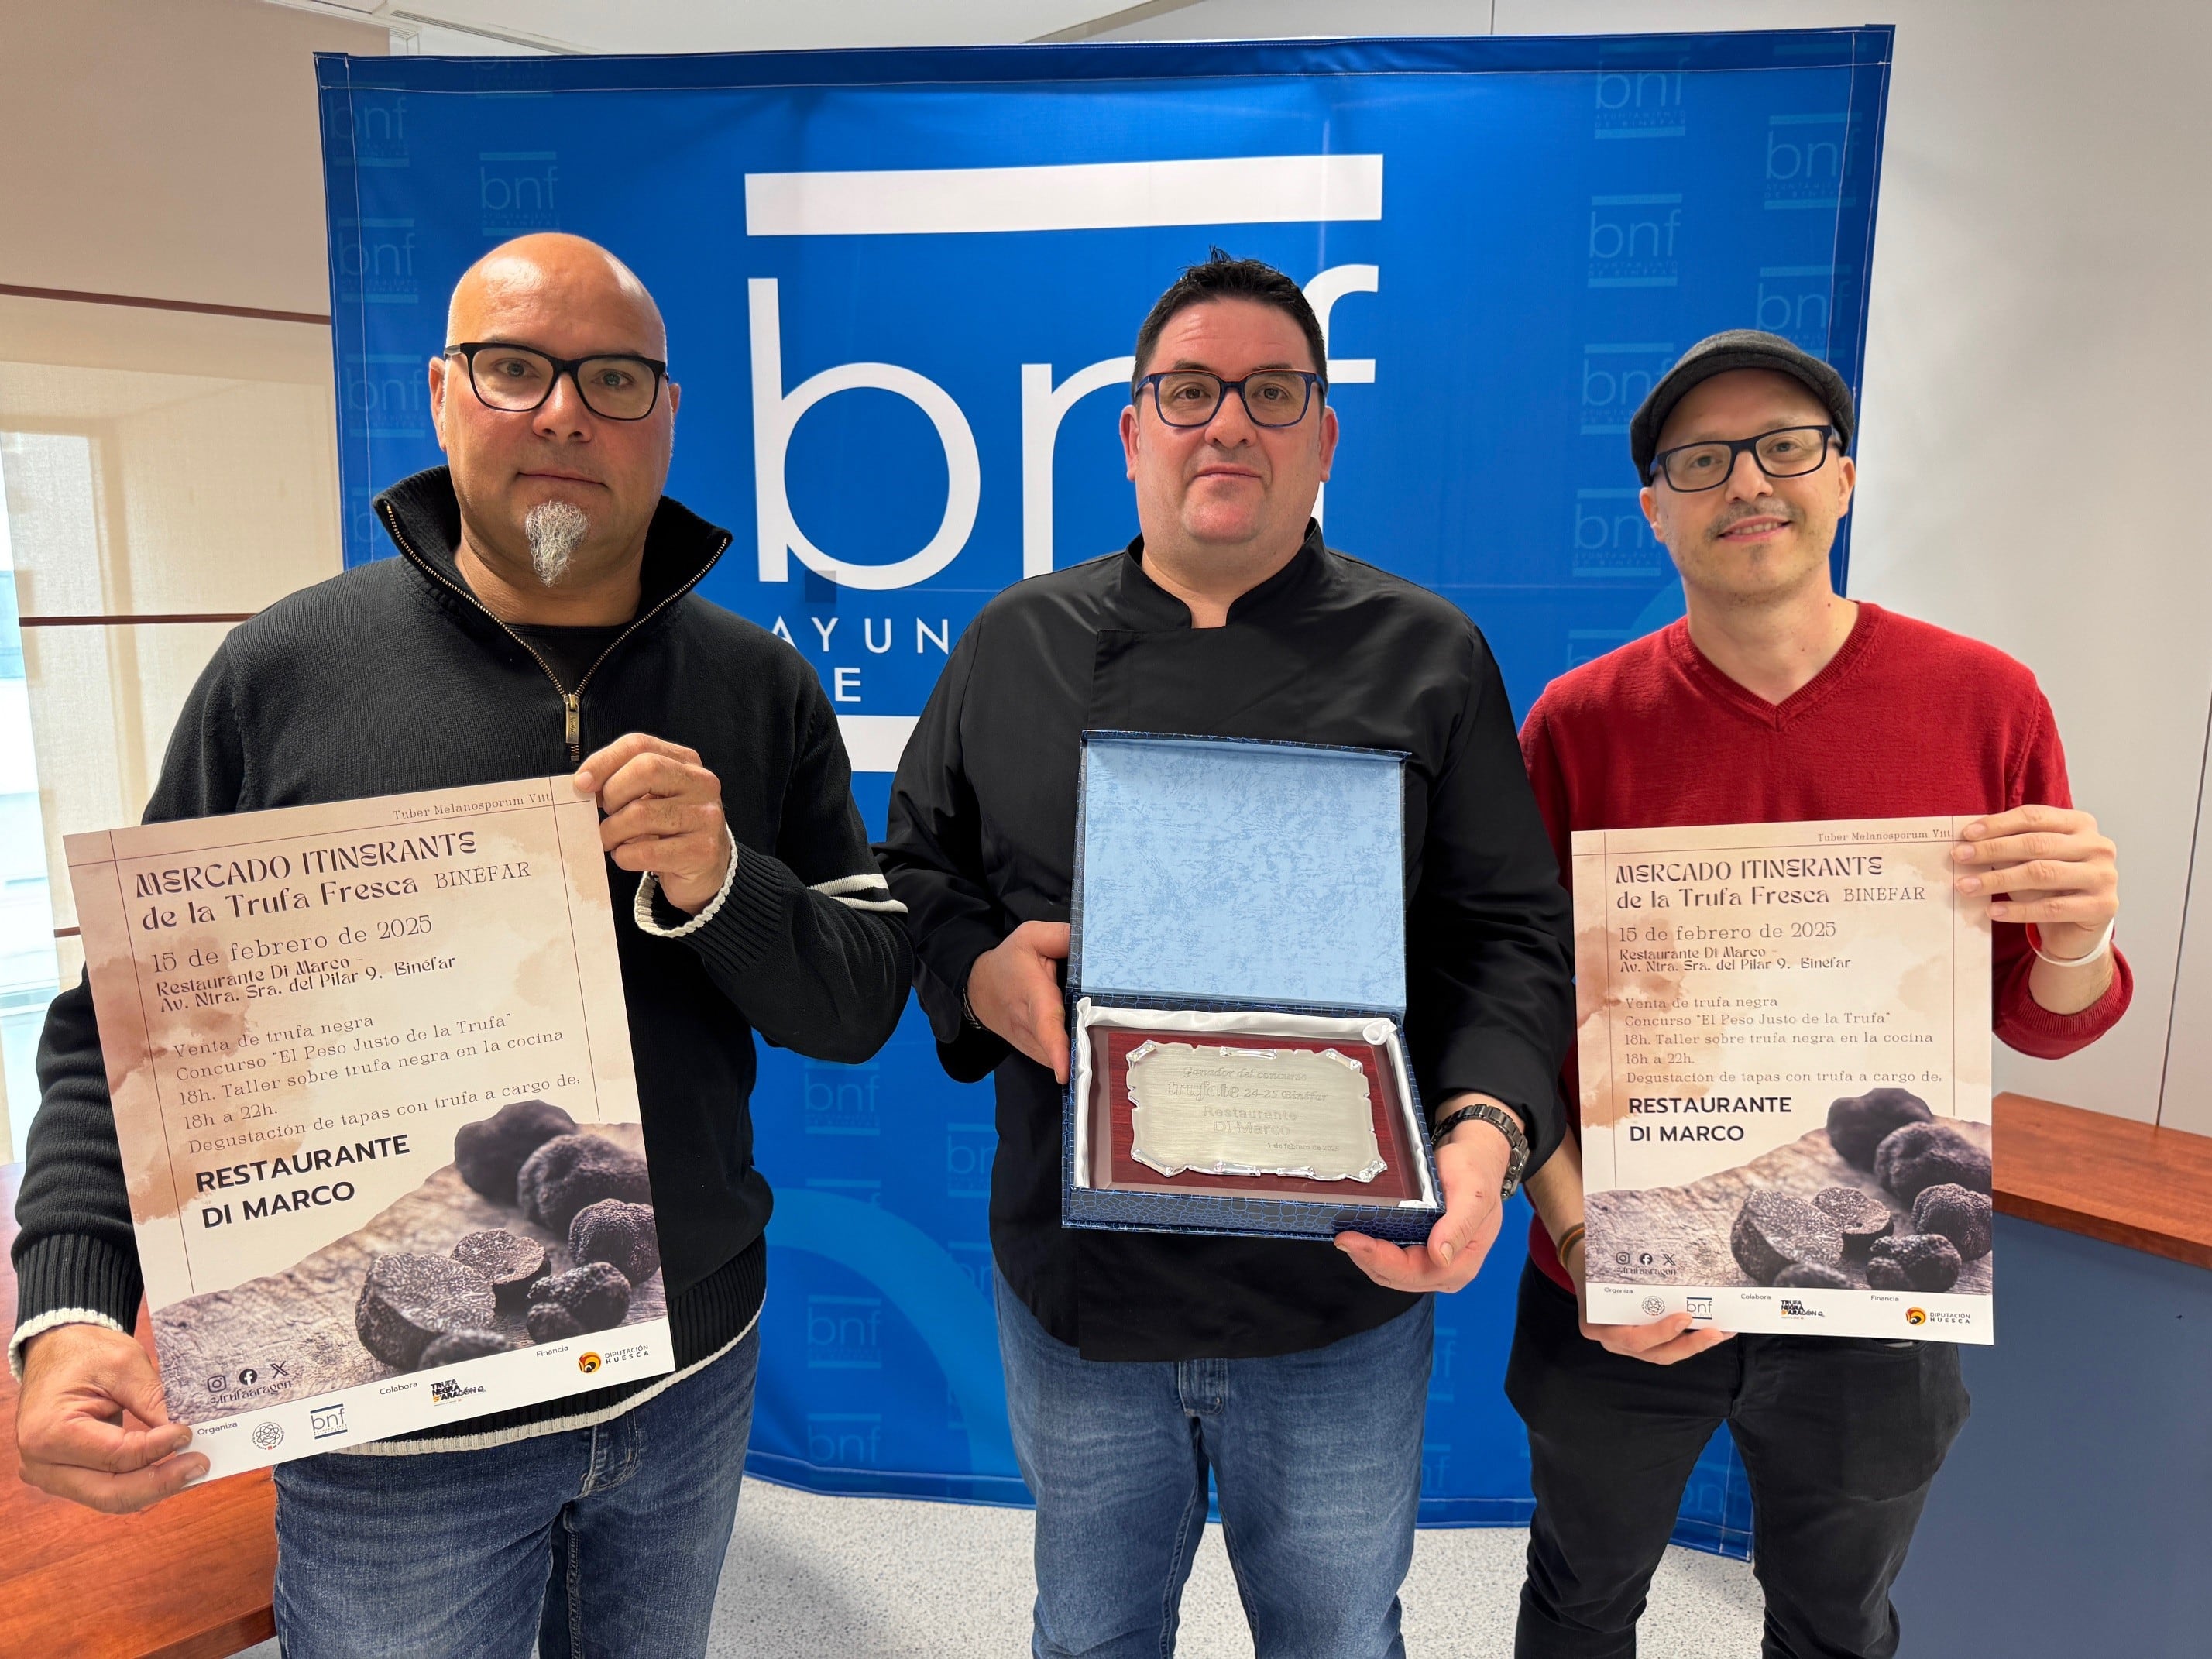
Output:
[524, 500, 589, 586]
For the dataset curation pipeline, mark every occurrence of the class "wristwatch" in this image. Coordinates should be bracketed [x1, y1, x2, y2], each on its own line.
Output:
[1433, 1101, 1531, 1201]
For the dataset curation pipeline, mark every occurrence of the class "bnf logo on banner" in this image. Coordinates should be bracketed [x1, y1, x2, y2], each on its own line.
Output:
[319, 32, 1891, 1530]
[737, 151, 1383, 771]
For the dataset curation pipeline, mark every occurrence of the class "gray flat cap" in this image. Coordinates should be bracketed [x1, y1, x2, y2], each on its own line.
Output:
[1630, 330, 1855, 483]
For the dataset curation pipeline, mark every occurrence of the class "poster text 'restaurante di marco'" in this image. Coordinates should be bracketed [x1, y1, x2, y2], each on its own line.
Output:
[1609, 854, 1927, 912]
[131, 832, 483, 928]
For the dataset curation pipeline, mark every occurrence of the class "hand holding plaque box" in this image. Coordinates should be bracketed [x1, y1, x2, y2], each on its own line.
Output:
[67, 778, 676, 1478]
[1062, 733, 1441, 1242]
[1572, 816, 1994, 1344]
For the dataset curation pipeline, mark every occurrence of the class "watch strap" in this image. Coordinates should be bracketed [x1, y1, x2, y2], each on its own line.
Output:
[1433, 1101, 1530, 1200]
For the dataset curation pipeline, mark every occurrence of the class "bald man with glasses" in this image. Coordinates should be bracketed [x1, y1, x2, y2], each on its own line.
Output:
[11, 232, 910, 1659]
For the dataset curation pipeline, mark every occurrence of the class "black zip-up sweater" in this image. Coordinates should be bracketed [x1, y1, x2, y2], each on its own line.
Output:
[11, 468, 912, 1441]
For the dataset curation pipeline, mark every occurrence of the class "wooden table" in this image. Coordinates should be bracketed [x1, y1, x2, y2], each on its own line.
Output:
[1990, 1090, 2212, 1269]
[0, 1163, 276, 1659]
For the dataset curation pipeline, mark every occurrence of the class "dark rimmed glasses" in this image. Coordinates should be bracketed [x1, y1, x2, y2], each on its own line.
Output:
[445, 341, 669, 421]
[1650, 424, 1837, 491]
[1135, 369, 1325, 428]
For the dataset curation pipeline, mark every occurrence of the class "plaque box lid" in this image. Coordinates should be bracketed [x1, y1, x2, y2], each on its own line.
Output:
[1069, 731, 1407, 1014]
[1064, 732, 1438, 1244]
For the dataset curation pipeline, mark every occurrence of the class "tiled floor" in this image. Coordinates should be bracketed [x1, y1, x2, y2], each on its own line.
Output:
[706, 1480, 1765, 1657]
[707, 1486, 1760, 1654]
[237, 1477, 1766, 1656]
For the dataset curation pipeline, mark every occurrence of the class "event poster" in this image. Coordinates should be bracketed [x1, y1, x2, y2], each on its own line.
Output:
[67, 780, 675, 1479]
[1575, 818, 1994, 1344]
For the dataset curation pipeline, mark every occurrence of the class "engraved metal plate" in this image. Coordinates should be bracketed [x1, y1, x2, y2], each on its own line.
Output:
[1125, 1041, 1386, 1183]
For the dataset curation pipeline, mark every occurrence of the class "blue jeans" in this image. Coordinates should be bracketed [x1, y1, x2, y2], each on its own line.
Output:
[272, 1322, 758, 1658]
[995, 1270, 1431, 1659]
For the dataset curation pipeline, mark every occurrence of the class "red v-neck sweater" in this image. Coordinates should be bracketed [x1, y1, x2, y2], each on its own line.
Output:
[1520, 602, 2131, 1290]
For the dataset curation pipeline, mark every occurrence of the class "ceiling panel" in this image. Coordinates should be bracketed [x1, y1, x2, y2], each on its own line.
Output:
[360, 1, 1163, 54]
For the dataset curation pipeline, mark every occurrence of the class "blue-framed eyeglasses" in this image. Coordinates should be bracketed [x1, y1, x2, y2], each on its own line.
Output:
[1134, 369, 1325, 429]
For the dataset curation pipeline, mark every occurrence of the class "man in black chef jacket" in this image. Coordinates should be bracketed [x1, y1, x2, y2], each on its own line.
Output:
[879, 252, 1574, 1659]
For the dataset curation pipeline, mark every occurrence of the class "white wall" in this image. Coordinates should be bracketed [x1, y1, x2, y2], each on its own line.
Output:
[0, 0, 386, 313]
[0, 0, 376, 1158]
[1104, 0, 2212, 1129]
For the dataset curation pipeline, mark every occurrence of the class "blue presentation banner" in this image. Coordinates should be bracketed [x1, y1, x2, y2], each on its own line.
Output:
[318, 29, 1889, 1551]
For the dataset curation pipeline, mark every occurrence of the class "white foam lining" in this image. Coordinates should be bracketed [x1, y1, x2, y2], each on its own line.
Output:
[1070, 998, 1437, 1209]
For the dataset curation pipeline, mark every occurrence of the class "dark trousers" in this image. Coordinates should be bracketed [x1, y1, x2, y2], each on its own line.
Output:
[1504, 1262, 1969, 1659]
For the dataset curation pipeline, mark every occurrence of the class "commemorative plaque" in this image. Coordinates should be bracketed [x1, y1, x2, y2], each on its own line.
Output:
[1062, 733, 1441, 1242]
[1126, 1041, 1385, 1183]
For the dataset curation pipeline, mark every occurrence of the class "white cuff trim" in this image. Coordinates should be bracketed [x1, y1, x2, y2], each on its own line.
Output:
[9, 1307, 132, 1382]
[633, 826, 741, 939]
[810, 872, 908, 915]
[811, 874, 889, 897]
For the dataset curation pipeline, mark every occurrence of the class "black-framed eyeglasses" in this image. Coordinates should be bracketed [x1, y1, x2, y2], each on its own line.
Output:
[445, 341, 669, 421]
[1135, 369, 1324, 429]
[1650, 424, 1836, 491]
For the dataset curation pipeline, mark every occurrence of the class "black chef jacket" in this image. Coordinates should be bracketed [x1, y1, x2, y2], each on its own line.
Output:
[878, 525, 1575, 1362]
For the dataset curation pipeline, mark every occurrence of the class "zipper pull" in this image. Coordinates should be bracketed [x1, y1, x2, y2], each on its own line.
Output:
[564, 694, 581, 764]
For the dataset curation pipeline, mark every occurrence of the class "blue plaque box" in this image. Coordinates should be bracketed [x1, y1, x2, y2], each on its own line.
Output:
[1063, 731, 1444, 1245]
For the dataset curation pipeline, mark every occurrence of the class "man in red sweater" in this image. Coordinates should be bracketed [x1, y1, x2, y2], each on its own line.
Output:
[1507, 330, 2128, 1659]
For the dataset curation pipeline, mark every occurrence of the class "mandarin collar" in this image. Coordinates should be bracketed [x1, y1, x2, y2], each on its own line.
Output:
[1113, 520, 1327, 629]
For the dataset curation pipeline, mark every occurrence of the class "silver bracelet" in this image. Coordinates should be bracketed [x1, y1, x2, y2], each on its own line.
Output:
[2029, 916, 2115, 969]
